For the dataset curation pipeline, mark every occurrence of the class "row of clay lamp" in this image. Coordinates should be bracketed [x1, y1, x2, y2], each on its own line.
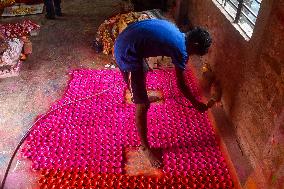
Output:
[22, 70, 233, 188]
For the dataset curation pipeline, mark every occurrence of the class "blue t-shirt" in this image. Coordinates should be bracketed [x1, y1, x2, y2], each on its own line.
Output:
[114, 19, 188, 71]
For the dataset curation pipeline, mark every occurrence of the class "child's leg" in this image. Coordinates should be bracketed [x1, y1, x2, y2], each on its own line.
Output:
[128, 69, 161, 168]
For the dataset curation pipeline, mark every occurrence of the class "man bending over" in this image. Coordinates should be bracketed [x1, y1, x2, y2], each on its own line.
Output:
[114, 19, 212, 167]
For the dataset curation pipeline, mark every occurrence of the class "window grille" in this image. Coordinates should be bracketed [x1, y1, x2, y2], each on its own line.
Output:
[215, 0, 262, 38]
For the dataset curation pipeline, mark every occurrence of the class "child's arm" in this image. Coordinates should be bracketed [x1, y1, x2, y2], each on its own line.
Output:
[175, 66, 208, 112]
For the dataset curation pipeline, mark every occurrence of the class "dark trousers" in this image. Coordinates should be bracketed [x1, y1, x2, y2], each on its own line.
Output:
[132, 0, 168, 11]
[44, 0, 61, 16]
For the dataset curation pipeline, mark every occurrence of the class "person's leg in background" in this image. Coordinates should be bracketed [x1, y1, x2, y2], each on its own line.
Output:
[53, 0, 62, 16]
[43, 0, 55, 19]
[161, 0, 168, 12]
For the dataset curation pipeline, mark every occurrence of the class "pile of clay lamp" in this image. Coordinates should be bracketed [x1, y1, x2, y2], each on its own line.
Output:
[21, 69, 234, 189]
[0, 19, 40, 38]
[0, 19, 39, 78]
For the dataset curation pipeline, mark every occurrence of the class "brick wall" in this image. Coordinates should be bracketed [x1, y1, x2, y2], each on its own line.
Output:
[186, 0, 284, 188]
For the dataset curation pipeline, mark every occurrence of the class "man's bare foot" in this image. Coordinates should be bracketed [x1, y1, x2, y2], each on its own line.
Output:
[140, 146, 162, 168]
[148, 95, 161, 103]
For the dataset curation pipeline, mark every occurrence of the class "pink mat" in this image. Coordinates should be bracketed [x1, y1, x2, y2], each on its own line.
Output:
[22, 69, 233, 188]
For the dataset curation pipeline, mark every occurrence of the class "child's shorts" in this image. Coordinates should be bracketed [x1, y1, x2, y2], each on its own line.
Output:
[121, 68, 149, 104]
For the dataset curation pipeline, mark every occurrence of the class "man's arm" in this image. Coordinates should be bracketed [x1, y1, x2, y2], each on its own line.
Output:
[175, 67, 208, 112]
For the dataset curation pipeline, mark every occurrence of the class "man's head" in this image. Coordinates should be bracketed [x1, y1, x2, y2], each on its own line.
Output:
[186, 27, 212, 56]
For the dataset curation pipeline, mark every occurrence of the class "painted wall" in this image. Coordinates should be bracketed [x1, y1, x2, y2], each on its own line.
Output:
[186, 0, 284, 188]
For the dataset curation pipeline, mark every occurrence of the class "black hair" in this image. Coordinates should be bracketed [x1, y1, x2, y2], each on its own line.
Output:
[186, 27, 212, 55]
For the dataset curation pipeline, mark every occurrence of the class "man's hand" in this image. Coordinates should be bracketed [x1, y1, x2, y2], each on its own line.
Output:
[193, 101, 208, 112]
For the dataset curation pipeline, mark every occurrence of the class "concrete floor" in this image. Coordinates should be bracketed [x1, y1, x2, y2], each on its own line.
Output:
[0, 0, 252, 188]
[0, 1, 122, 187]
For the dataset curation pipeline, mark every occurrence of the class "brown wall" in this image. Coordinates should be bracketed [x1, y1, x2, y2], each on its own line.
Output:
[186, 0, 284, 188]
